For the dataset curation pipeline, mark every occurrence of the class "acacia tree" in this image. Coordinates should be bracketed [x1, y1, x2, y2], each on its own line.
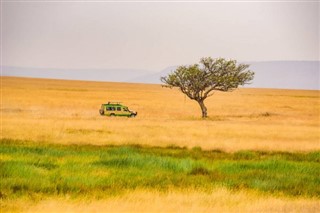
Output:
[161, 57, 254, 118]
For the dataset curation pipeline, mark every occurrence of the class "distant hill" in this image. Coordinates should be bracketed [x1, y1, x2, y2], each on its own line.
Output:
[1, 61, 319, 90]
[1, 66, 152, 83]
[246, 61, 319, 90]
[128, 66, 177, 84]
[131, 61, 320, 90]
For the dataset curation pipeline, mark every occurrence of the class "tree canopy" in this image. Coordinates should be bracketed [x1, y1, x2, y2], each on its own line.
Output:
[161, 57, 254, 118]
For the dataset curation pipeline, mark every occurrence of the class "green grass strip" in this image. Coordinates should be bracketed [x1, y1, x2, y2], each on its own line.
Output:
[1, 139, 319, 200]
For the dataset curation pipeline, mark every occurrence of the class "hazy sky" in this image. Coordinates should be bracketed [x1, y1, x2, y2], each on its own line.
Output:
[2, 1, 319, 71]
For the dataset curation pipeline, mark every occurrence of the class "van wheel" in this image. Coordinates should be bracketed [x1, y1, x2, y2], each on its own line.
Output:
[110, 113, 115, 117]
[130, 114, 135, 118]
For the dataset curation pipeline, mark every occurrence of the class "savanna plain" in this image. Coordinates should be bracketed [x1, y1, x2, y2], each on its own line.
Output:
[1, 77, 320, 212]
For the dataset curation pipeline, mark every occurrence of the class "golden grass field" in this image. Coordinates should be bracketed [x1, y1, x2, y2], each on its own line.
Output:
[5, 189, 320, 213]
[2, 77, 319, 152]
[1, 76, 320, 212]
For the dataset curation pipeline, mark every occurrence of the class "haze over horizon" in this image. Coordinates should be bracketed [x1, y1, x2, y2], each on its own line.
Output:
[2, 60, 319, 90]
[1, 1, 319, 89]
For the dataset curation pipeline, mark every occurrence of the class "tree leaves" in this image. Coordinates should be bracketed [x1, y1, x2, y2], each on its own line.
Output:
[161, 57, 254, 117]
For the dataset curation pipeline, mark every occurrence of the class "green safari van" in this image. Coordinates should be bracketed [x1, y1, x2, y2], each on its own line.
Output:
[99, 102, 137, 117]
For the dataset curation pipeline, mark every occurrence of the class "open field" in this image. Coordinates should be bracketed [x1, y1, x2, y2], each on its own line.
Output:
[2, 77, 320, 152]
[1, 77, 320, 212]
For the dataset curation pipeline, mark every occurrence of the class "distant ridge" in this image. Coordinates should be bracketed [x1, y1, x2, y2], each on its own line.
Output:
[128, 66, 177, 84]
[247, 61, 319, 90]
[1, 61, 319, 90]
[1, 66, 152, 83]
[131, 61, 320, 90]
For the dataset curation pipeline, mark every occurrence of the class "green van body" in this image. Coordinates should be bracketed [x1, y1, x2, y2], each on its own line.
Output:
[99, 102, 137, 117]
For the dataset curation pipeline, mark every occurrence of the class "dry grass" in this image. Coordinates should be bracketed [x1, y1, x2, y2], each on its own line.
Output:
[3, 189, 320, 213]
[2, 77, 320, 152]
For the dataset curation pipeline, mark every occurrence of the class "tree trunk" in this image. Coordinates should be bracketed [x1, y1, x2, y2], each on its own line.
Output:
[198, 100, 207, 118]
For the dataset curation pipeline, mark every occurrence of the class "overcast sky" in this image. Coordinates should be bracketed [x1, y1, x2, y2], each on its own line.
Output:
[2, 1, 319, 71]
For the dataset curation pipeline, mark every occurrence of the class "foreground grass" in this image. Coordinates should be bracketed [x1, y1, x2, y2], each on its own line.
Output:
[5, 190, 320, 213]
[1, 139, 319, 202]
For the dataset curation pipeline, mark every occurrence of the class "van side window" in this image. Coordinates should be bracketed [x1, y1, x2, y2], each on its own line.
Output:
[117, 107, 121, 111]
[107, 107, 112, 111]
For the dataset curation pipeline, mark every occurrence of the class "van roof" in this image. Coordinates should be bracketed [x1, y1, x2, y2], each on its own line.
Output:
[102, 102, 126, 106]
[108, 101, 121, 104]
